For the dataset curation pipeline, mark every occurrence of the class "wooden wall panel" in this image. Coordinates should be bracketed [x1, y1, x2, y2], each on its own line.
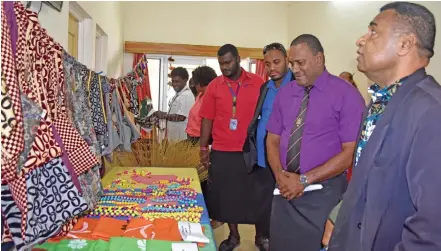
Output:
[124, 41, 264, 59]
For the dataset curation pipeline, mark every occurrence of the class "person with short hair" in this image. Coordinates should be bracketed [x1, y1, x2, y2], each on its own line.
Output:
[339, 72, 358, 89]
[199, 44, 269, 251]
[153, 67, 194, 142]
[329, 2, 441, 250]
[186, 66, 217, 143]
[266, 34, 365, 251]
[189, 78, 198, 98]
[243, 42, 294, 251]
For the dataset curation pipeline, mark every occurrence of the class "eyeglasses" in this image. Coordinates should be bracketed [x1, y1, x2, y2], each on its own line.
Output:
[263, 43, 287, 56]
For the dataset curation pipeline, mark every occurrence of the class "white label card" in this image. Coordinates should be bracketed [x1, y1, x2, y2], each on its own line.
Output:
[178, 221, 210, 244]
[171, 242, 199, 251]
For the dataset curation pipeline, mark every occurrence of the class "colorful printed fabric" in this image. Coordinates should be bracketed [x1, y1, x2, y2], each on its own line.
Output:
[17, 6, 65, 121]
[122, 218, 154, 239]
[123, 77, 140, 116]
[13, 2, 63, 178]
[19, 113, 63, 175]
[1, 74, 17, 138]
[355, 81, 402, 166]
[66, 218, 100, 240]
[88, 73, 109, 146]
[153, 218, 182, 241]
[91, 217, 128, 241]
[1, 4, 25, 183]
[109, 238, 170, 251]
[78, 166, 103, 210]
[25, 157, 89, 244]
[1, 185, 47, 251]
[53, 116, 99, 176]
[63, 53, 101, 157]
[16, 95, 42, 173]
[53, 216, 79, 239]
[36, 239, 109, 251]
[52, 124, 82, 192]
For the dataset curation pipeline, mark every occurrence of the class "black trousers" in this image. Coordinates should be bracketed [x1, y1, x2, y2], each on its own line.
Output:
[270, 174, 347, 251]
[206, 150, 275, 237]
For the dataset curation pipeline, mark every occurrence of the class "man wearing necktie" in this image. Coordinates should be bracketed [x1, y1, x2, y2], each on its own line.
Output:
[265, 34, 365, 251]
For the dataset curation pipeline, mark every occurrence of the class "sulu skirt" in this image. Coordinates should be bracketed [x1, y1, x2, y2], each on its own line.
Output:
[205, 150, 275, 224]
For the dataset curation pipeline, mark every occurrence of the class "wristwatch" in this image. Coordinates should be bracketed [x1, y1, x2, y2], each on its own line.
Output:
[299, 174, 309, 187]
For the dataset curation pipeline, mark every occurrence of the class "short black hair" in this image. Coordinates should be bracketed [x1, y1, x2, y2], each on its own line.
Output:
[192, 66, 217, 88]
[217, 44, 239, 57]
[380, 2, 436, 58]
[263, 42, 287, 57]
[170, 67, 189, 80]
[290, 34, 324, 55]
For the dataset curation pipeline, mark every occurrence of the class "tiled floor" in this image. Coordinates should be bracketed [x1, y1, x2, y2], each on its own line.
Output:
[214, 224, 258, 251]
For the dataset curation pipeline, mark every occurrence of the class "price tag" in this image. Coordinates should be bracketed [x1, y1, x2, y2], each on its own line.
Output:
[178, 221, 210, 244]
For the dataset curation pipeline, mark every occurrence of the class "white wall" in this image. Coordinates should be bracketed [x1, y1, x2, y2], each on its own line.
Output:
[27, 1, 69, 48]
[78, 1, 124, 77]
[28, 1, 124, 78]
[121, 1, 440, 103]
[34, 1, 440, 102]
[122, 1, 289, 48]
[287, 1, 441, 102]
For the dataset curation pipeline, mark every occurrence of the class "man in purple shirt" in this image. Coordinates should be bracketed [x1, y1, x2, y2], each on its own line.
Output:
[266, 34, 364, 251]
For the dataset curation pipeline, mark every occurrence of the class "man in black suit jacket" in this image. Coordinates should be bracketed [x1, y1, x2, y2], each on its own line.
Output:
[243, 42, 294, 251]
[329, 2, 441, 250]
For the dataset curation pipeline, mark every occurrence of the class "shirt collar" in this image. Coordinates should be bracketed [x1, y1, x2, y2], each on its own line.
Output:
[176, 86, 190, 95]
[268, 70, 293, 90]
[311, 68, 329, 92]
[367, 68, 426, 102]
[221, 68, 251, 84]
[294, 68, 329, 93]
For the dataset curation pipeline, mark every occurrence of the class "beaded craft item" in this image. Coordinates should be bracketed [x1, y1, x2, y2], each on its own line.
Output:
[88, 169, 203, 222]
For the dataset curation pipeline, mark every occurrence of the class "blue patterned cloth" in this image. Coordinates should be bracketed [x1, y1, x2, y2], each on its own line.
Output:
[355, 81, 403, 166]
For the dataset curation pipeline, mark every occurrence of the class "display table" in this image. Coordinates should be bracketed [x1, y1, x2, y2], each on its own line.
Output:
[35, 167, 216, 251]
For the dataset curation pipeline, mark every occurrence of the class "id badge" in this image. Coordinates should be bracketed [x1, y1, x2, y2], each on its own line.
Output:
[229, 118, 238, 131]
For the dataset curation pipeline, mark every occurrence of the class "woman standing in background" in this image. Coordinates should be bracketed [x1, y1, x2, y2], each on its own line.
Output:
[339, 72, 358, 89]
[185, 66, 217, 144]
[185, 66, 224, 229]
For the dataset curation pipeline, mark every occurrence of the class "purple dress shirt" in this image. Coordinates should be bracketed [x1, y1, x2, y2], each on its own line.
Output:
[266, 69, 365, 173]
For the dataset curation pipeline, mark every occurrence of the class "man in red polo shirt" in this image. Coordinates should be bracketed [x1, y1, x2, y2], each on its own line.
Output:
[199, 44, 268, 251]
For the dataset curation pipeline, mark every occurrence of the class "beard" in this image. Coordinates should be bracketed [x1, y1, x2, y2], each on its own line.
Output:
[270, 75, 284, 82]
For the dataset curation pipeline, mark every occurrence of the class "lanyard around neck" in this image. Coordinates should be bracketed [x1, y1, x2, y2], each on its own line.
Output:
[227, 82, 241, 117]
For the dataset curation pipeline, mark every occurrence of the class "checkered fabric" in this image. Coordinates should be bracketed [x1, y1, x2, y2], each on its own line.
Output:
[53, 115, 98, 175]
[1, 8, 29, 239]
[1, 5, 24, 183]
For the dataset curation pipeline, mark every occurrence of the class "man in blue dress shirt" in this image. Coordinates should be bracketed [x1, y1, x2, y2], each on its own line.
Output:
[243, 42, 294, 251]
[256, 43, 294, 168]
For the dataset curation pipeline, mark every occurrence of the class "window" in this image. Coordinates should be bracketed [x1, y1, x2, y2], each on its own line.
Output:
[95, 25, 108, 74]
[69, 2, 93, 68]
[251, 62, 257, 74]
[67, 13, 79, 58]
[145, 55, 253, 112]
[146, 59, 162, 111]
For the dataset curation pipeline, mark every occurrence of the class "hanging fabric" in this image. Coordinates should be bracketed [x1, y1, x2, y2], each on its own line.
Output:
[255, 59, 269, 81]
[1, 2, 148, 250]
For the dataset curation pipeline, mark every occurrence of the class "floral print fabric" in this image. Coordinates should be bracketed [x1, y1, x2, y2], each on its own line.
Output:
[355, 81, 402, 165]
